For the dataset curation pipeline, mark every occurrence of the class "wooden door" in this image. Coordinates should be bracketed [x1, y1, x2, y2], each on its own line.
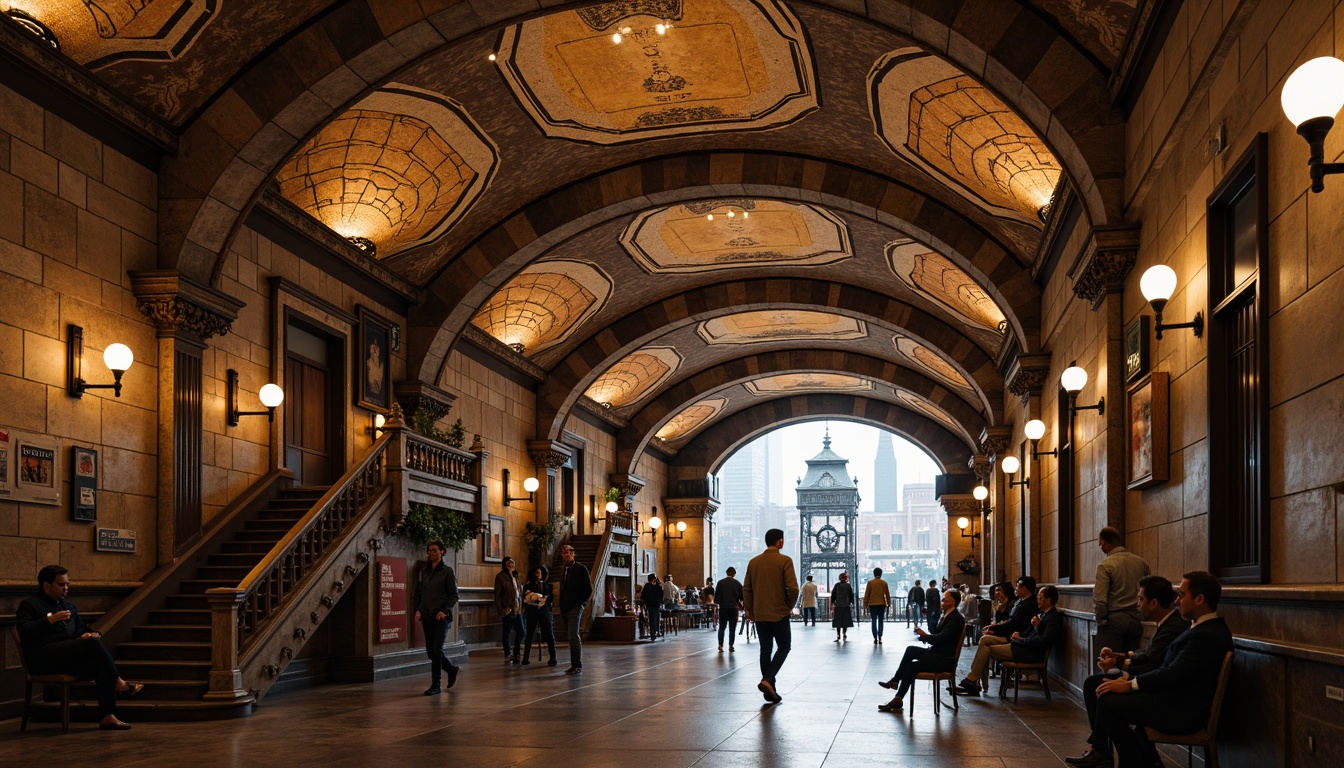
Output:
[285, 355, 331, 485]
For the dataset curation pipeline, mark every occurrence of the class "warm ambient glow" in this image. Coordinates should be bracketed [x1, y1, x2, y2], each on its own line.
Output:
[973, 485, 989, 501]
[1139, 265, 1178, 303]
[1061, 365, 1089, 393]
[374, 413, 386, 430]
[258, 384, 285, 408]
[1024, 419, 1046, 440]
[1281, 56, 1344, 127]
[103, 343, 134, 372]
[676, 521, 687, 532]
[605, 500, 619, 513]
[523, 476, 540, 493]
[957, 516, 970, 530]
[1000, 455, 1021, 475]
[648, 516, 662, 529]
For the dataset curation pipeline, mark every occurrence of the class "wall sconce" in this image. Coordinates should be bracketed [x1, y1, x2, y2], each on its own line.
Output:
[67, 325, 133, 399]
[645, 514, 662, 541]
[1024, 419, 1056, 459]
[226, 369, 284, 425]
[1281, 56, 1344, 193]
[370, 413, 387, 437]
[1061, 363, 1104, 416]
[502, 469, 539, 507]
[591, 495, 621, 526]
[1000, 455, 1029, 488]
[666, 520, 687, 541]
[1139, 265, 1203, 339]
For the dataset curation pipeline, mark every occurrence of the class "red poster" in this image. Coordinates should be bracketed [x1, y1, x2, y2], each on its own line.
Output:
[378, 557, 407, 644]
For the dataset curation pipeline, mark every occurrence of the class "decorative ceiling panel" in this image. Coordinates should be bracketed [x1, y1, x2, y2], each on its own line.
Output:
[585, 346, 683, 408]
[886, 239, 1007, 337]
[743, 373, 873, 395]
[1, 0, 217, 68]
[869, 48, 1062, 227]
[893, 334, 973, 394]
[697, 310, 866, 345]
[621, 199, 851, 273]
[471, 260, 613, 356]
[895, 390, 957, 430]
[495, 0, 818, 144]
[276, 86, 498, 260]
[656, 397, 727, 441]
[1028, 0, 1137, 69]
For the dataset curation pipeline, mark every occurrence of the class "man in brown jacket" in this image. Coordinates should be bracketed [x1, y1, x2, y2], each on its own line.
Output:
[743, 528, 799, 704]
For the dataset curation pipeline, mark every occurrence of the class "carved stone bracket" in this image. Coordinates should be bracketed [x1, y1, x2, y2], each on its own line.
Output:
[1006, 353, 1052, 404]
[609, 472, 647, 499]
[1069, 224, 1142, 310]
[393, 380, 457, 422]
[130, 270, 244, 340]
[527, 439, 574, 470]
[941, 497, 983, 518]
[979, 426, 1013, 461]
[662, 497, 720, 521]
[967, 455, 991, 483]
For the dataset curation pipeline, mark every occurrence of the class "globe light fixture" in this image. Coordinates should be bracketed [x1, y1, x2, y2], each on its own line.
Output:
[1139, 265, 1203, 339]
[226, 369, 283, 425]
[67, 325, 134, 398]
[1281, 56, 1344, 192]
[502, 469, 538, 506]
[1024, 418, 1056, 459]
[1001, 454, 1030, 488]
[1062, 363, 1104, 416]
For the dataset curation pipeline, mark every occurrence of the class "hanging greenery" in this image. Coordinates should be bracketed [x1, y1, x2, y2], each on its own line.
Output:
[603, 486, 622, 504]
[403, 502, 474, 551]
[524, 516, 561, 555]
[409, 410, 465, 448]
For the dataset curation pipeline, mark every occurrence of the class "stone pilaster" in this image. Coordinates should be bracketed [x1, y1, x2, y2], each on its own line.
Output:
[1069, 224, 1142, 310]
[526, 439, 574, 523]
[660, 497, 720, 589]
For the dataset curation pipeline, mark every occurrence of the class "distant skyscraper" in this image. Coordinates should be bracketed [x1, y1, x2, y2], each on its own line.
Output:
[716, 440, 768, 575]
[765, 430, 784, 507]
[873, 431, 898, 514]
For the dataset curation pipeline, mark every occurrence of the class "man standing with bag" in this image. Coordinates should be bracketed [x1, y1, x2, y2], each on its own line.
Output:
[414, 541, 460, 695]
[558, 544, 592, 675]
[743, 528, 799, 704]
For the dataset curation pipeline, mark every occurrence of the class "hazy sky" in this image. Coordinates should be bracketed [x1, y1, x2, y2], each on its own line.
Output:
[758, 420, 942, 509]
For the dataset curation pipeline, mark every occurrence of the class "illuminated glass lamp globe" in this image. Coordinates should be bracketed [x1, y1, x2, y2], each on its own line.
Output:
[648, 516, 662, 530]
[973, 485, 989, 501]
[1025, 419, 1046, 441]
[957, 516, 971, 530]
[605, 500, 619, 513]
[1281, 56, 1344, 127]
[103, 343, 134, 373]
[1139, 265, 1178, 308]
[1000, 455, 1021, 475]
[676, 521, 687, 533]
[258, 383, 285, 409]
[523, 476, 540, 494]
[1061, 365, 1089, 394]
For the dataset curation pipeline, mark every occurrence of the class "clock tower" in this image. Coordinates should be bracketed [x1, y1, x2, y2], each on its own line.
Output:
[796, 428, 860, 591]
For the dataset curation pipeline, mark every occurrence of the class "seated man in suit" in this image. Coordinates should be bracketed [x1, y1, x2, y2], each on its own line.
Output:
[876, 587, 966, 711]
[1066, 575, 1189, 766]
[15, 565, 143, 730]
[955, 583, 1061, 696]
[959, 575, 1040, 688]
[1094, 571, 1234, 768]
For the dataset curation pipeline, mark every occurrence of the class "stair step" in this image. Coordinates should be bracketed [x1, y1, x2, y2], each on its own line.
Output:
[243, 520, 296, 532]
[27, 696, 252, 722]
[179, 579, 236, 594]
[132, 624, 213, 643]
[196, 565, 254, 580]
[206, 552, 266, 567]
[117, 641, 213, 661]
[234, 530, 286, 542]
[64, 678, 211, 702]
[147, 608, 212, 625]
[257, 509, 306, 520]
[221, 541, 275, 554]
[114, 659, 212, 681]
[165, 594, 210, 610]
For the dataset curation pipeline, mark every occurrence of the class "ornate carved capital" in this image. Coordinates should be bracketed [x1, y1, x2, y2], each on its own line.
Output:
[1069, 224, 1142, 310]
[527, 439, 574, 470]
[941, 497, 983, 518]
[663, 497, 720, 521]
[979, 426, 1013, 459]
[967, 455, 991, 483]
[609, 472, 647, 499]
[130, 270, 244, 340]
[1006, 353, 1052, 404]
[393, 380, 456, 422]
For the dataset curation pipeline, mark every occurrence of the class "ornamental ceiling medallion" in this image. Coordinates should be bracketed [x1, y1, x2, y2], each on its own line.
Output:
[743, 373, 873, 395]
[886, 239, 1007, 338]
[276, 85, 498, 259]
[893, 334, 974, 394]
[656, 397, 727, 441]
[471, 260, 613, 356]
[697, 310, 866, 345]
[0, 0, 217, 68]
[868, 48, 1062, 227]
[1031, 0, 1136, 67]
[585, 346, 683, 408]
[496, 0, 818, 144]
[621, 199, 851, 273]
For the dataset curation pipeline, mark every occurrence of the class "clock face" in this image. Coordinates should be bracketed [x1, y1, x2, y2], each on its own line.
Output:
[814, 524, 841, 552]
[819, 474, 835, 487]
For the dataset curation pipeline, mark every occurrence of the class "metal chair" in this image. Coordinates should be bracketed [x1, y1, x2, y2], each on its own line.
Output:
[999, 644, 1054, 703]
[909, 623, 969, 714]
[13, 627, 85, 734]
[1144, 651, 1234, 768]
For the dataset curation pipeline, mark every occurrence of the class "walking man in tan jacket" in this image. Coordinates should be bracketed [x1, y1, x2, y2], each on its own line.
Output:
[743, 528, 799, 704]
[863, 567, 892, 644]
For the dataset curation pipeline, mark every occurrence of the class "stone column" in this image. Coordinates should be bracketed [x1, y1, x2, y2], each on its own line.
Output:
[131, 271, 242, 565]
[980, 426, 1013, 588]
[1006, 353, 1051, 579]
[527, 439, 574, 529]
[661, 497, 719, 589]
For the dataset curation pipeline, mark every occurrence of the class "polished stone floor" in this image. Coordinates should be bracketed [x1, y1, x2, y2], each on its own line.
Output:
[4, 624, 1160, 767]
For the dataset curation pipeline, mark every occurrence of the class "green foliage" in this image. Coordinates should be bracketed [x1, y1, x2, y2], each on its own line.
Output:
[403, 502, 474, 552]
[603, 486, 622, 504]
[524, 516, 562, 555]
[409, 410, 465, 448]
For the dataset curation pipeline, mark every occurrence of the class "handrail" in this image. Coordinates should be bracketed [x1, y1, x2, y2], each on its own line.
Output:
[404, 433, 475, 484]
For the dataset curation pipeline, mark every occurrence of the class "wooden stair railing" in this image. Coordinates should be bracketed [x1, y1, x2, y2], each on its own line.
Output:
[580, 510, 636, 636]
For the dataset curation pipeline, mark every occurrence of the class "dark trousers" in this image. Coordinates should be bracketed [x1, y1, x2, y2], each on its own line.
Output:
[1082, 672, 1124, 754]
[801, 606, 817, 625]
[755, 618, 792, 684]
[523, 607, 556, 661]
[33, 637, 120, 718]
[645, 603, 661, 638]
[501, 613, 524, 658]
[869, 605, 887, 638]
[927, 608, 939, 630]
[564, 604, 585, 669]
[1096, 611, 1144, 655]
[888, 645, 953, 697]
[909, 603, 922, 624]
[421, 617, 457, 686]
[718, 610, 738, 647]
[1096, 691, 1204, 768]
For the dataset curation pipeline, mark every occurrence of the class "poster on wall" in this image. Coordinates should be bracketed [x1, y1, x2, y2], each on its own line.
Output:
[0, 429, 12, 498]
[15, 436, 60, 506]
[1127, 372, 1170, 490]
[483, 515, 504, 563]
[71, 446, 98, 522]
[378, 557, 408, 644]
[356, 305, 392, 412]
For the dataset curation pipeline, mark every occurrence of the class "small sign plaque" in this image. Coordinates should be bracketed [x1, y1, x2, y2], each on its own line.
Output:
[96, 528, 137, 553]
[378, 557, 407, 643]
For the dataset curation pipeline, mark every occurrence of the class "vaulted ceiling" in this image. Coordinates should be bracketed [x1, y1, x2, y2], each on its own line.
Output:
[2, 0, 1153, 475]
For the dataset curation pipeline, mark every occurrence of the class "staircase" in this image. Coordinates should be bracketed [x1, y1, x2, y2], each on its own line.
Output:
[551, 534, 601, 641]
[42, 487, 328, 722]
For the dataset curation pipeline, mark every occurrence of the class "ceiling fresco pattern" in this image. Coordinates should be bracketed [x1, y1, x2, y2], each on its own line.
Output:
[0, 0, 217, 68]
[495, 0, 818, 144]
[584, 347, 683, 408]
[621, 199, 851, 273]
[656, 397, 727, 441]
[470, 260, 613, 356]
[276, 87, 498, 260]
[869, 48, 1063, 227]
[697, 310, 867, 345]
[886, 239, 1007, 340]
[893, 334, 974, 394]
[1030, 0, 1137, 68]
[744, 373, 874, 395]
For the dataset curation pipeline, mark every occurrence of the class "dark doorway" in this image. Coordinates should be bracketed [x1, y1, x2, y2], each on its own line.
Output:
[284, 319, 344, 486]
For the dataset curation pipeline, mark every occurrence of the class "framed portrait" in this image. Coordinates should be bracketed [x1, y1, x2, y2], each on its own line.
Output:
[483, 515, 504, 563]
[1127, 372, 1170, 490]
[356, 306, 392, 412]
[0, 428, 11, 498]
[1123, 316, 1150, 383]
[15, 435, 60, 505]
[71, 446, 98, 522]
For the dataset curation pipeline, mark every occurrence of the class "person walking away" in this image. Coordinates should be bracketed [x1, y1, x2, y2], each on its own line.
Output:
[830, 572, 855, 642]
[522, 566, 558, 666]
[743, 528, 799, 704]
[413, 541, 460, 695]
[925, 580, 942, 630]
[558, 544, 592, 675]
[494, 557, 525, 664]
[642, 573, 664, 641]
[907, 580, 925, 626]
[863, 567, 892, 643]
[702, 576, 717, 628]
[800, 575, 819, 626]
[715, 567, 744, 652]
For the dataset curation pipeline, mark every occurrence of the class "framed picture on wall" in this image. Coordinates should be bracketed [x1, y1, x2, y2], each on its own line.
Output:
[356, 306, 392, 412]
[0, 429, 12, 498]
[70, 446, 98, 522]
[1123, 316, 1150, 383]
[483, 514, 504, 563]
[1127, 372, 1170, 490]
[15, 435, 60, 505]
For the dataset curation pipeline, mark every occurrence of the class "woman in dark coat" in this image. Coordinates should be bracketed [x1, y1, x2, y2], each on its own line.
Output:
[830, 571, 855, 642]
[522, 566, 557, 666]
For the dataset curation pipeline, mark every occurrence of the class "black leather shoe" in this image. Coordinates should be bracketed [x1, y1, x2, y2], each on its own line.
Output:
[878, 678, 898, 690]
[954, 681, 981, 696]
[877, 698, 903, 711]
[447, 664, 459, 689]
[423, 685, 441, 696]
[1063, 750, 1112, 766]
[548, 658, 558, 667]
